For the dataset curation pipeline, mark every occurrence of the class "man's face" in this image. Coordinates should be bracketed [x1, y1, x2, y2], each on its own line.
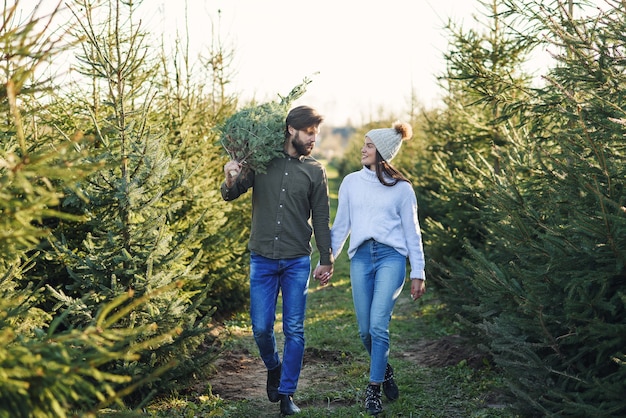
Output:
[291, 125, 320, 157]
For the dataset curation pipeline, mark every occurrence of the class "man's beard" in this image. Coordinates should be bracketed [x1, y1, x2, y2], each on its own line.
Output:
[291, 132, 313, 157]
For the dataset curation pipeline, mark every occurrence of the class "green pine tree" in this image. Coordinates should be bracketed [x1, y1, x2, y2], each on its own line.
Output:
[0, 2, 180, 416]
[466, 1, 626, 415]
[426, 0, 626, 415]
[422, 0, 535, 331]
[152, 10, 251, 317]
[218, 76, 313, 175]
[30, 0, 217, 403]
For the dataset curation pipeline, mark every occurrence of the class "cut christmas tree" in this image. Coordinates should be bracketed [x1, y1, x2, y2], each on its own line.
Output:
[218, 76, 312, 176]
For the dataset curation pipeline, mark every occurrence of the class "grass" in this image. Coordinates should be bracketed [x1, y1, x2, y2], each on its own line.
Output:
[103, 162, 521, 417]
[137, 273, 519, 417]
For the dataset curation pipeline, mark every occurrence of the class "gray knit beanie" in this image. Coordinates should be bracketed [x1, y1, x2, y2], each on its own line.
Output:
[365, 121, 413, 162]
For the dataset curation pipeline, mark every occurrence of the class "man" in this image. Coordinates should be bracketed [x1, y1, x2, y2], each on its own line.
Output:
[220, 105, 334, 415]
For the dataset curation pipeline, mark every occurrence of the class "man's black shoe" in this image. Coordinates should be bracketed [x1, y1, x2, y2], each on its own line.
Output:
[279, 394, 301, 415]
[266, 363, 281, 403]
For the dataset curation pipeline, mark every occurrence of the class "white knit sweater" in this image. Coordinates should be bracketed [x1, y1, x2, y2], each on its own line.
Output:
[330, 167, 426, 280]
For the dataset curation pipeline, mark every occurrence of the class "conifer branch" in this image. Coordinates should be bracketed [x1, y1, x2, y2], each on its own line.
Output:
[217, 76, 314, 175]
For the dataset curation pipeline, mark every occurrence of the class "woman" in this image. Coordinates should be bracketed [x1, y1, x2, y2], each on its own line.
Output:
[318, 121, 426, 416]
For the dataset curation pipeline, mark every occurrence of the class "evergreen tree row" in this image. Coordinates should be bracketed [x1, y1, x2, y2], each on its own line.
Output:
[417, 0, 625, 415]
[1, 0, 249, 415]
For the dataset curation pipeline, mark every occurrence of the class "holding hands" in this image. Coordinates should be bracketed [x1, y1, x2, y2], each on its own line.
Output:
[313, 265, 333, 286]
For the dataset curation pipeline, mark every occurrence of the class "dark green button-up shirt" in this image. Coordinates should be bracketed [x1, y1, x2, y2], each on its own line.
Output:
[221, 154, 333, 265]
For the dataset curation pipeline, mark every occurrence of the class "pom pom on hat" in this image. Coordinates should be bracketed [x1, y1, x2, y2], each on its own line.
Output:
[366, 121, 413, 162]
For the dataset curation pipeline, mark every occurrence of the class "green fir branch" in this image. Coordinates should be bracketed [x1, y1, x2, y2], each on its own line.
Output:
[218, 76, 314, 174]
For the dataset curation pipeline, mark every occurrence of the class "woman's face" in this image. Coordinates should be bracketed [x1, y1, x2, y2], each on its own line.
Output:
[361, 137, 377, 168]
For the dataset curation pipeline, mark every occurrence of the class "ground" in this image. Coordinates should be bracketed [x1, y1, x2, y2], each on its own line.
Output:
[192, 282, 493, 416]
[205, 334, 483, 404]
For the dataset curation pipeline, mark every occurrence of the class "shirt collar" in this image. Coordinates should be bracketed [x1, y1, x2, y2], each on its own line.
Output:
[283, 150, 306, 162]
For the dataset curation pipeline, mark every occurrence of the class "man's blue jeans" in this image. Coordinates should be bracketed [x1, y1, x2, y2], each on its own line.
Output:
[249, 252, 310, 395]
[350, 240, 406, 383]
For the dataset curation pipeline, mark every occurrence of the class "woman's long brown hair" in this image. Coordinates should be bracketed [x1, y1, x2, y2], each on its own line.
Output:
[374, 152, 411, 186]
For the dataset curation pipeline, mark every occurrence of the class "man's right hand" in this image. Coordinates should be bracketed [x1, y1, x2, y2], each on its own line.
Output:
[224, 160, 241, 187]
[313, 264, 333, 286]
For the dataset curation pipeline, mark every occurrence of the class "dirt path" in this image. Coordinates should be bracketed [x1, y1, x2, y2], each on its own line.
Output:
[200, 284, 487, 416]
[205, 334, 481, 408]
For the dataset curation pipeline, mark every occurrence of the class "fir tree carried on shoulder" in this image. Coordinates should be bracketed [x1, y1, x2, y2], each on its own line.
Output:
[218, 75, 315, 176]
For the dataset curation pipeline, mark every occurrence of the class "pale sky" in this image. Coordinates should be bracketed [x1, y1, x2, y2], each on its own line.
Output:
[23, 1, 608, 126]
[140, 0, 481, 126]
[23, 0, 481, 126]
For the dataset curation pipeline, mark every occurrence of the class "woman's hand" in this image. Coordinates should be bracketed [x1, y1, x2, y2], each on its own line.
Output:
[411, 279, 425, 301]
[313, 265, 333, 286]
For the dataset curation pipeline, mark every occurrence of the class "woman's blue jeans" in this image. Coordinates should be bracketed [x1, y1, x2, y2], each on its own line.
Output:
[249, 252, 310, 395]
[351, 240, 406, 383]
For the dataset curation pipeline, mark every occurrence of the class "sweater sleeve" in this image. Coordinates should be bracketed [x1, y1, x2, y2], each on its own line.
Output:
[330, 177, 351, 260]
[400, 184, 426, 280]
